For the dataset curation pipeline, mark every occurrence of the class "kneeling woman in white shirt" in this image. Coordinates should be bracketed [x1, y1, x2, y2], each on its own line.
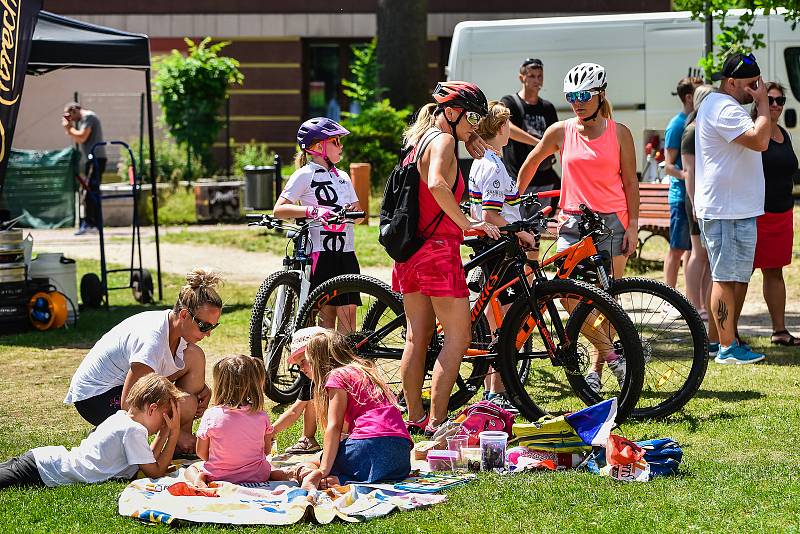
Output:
[64, 268, 223, 453]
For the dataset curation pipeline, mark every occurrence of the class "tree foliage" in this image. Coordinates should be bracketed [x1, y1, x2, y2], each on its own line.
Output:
[342, 39, 385, 108]
[154, 38, 244, 177]
[341, 99, 411, 190]
[675, 0, 800, 78]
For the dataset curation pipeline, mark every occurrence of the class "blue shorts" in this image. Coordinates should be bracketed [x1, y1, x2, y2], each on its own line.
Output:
[330, 436, 411, 484]
[669, 203, 692, 251]
[699, 218, 757, 283]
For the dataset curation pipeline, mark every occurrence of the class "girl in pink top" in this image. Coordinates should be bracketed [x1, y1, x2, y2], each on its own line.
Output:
[295, 329, 412, 489]
[185, 355, 308, 487]
[517, 63, 639, 393]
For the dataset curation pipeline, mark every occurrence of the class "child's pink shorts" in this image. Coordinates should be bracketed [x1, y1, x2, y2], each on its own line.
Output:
[392, 237, 468, 298]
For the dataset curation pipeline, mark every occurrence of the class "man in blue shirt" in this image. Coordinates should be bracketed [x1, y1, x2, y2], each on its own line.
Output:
[662, 77, 702, 301]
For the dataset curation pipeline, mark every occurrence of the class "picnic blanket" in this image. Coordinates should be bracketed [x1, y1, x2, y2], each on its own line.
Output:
[119, 466, 459, 526]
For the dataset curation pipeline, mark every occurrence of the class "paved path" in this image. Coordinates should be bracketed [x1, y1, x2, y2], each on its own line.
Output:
[24, 225, 797, 338]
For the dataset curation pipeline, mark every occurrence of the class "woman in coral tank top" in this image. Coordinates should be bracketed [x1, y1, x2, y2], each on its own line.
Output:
[517, 63, 640, 394]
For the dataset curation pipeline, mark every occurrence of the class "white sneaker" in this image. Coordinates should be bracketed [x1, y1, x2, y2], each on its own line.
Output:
[585, 371, 601, 394]
[606, 356, 626, 389]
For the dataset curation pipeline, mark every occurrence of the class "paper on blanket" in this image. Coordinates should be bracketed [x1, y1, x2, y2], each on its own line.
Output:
[118, 468, 446, 526]
[565, 398, 617, 446]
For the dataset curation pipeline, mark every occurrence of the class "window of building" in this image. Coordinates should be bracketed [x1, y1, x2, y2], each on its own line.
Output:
[304, 39, 369, 121]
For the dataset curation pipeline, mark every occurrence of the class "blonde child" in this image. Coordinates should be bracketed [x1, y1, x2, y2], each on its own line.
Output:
[186, 355, 308, 487]
[469, 100, 538, 412]
[296, 329, 412, 490]
[1, 373, 182, 488]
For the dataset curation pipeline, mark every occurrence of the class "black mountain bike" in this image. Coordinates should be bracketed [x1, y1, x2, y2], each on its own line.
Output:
[291, 208, 646, 424]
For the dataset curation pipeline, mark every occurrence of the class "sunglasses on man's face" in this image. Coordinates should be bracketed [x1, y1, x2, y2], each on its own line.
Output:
[189, 312, 219, 333]
[768, 95, 787, 106]
[565, 90, 601, 104]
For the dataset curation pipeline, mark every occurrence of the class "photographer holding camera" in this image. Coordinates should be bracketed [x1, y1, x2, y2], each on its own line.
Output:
[63, 102, 106, 235]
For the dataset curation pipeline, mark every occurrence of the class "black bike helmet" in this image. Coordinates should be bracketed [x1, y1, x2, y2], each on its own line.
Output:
[432, 81, 489, 116]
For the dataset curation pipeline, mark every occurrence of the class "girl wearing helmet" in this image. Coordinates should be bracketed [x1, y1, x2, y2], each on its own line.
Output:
[517, 63, 640, 393]
[274, 117, 362, 329]
[393, 81, 500, 435]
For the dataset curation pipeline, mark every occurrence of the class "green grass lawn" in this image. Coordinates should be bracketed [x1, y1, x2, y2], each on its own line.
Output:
[3, 241, 800, 531]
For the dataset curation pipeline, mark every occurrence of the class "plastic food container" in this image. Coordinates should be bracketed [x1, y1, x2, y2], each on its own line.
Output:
[447, 435, 469, 467]
[461, 447, 482, 472]
[427, 449, 460, 471]
[479, 431, 508, 470]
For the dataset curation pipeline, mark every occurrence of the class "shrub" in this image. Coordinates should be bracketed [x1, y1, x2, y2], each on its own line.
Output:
[154, 38, 244, 177]
[117, 137, 203, 187]
[233, 140, 276, 176]
[340, 99, 410, 190]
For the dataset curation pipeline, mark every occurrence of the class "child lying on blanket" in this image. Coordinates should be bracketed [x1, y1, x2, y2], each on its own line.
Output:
[185, 355, 337, 488]
[0, 373, 183, 489]
[296, 328, 412, 490]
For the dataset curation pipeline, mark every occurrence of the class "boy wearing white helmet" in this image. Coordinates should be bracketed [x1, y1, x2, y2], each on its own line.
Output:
[516, 62, 640, 394]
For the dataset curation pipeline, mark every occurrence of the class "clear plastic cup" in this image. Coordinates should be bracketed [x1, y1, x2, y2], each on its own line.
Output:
[479, 431, 508, 470]
[447, 435, 469, 467]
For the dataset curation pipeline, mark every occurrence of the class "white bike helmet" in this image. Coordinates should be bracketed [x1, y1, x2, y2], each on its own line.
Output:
[563, 63, 607, 93]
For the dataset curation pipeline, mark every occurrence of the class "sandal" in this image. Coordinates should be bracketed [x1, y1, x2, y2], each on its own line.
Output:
[405, 413, 429, 435]
[771, 330, 800, 346]
[285, 436, 321, 455]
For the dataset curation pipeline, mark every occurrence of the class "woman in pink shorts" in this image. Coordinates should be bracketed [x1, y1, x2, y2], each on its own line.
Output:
[393, 81, 500, 435]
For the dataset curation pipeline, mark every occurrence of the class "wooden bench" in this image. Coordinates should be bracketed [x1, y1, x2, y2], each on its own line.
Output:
[637, 182, 671, 258]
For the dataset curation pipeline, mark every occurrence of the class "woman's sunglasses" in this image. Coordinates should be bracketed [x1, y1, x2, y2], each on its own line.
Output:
[768, 95, 787, 106]
[565, 90, 601, 104]
[189, 312, 219, 333]
[465, 111, 482, 126]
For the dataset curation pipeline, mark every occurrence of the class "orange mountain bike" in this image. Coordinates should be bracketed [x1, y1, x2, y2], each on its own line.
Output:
[475, 191, 708, 419]
[291, 205, 646, 425]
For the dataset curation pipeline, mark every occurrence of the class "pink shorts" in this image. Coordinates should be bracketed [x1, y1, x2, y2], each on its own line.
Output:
[392, 237, 468, 298]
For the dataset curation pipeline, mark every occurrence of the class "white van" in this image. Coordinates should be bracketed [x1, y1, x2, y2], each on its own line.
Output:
[447, 11, 800, 171]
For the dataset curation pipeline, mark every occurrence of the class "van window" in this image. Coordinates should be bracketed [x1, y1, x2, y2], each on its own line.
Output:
[785, 47, 800, 100]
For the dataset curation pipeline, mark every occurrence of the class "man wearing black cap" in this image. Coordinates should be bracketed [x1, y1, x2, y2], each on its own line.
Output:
[500, 58, 559, 213]
[694, 52, 770, 365]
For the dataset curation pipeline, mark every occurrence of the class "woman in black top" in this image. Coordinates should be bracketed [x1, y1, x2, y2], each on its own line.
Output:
[752, 83, 800, 346]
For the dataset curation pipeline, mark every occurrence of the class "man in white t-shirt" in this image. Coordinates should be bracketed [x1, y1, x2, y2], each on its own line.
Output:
[694, 52, 770, 365]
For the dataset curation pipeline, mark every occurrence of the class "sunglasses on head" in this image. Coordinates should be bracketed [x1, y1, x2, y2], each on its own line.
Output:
[730, 53, 756, 77]
[565, 90, 601, 104]
[768, 95, 786, 106]
[522, 58, 543, 69]
[189, 312, 219, 333]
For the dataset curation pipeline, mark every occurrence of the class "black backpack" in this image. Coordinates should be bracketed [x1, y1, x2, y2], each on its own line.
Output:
[379, 131, 454, 262]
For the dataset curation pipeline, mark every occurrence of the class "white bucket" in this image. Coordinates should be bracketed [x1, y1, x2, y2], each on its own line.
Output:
[30, 252, 79, 321]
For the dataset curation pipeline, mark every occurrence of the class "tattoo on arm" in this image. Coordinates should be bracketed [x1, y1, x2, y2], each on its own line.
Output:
[717, 300, 729, 330]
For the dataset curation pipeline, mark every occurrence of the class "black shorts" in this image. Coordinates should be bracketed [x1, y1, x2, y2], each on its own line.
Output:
[73, 385, 124, 426]
[298, 374, 314, 402]
[310, 251, 361, 306]
[0, 451, 44, 489]
[685, 196, 700, 236]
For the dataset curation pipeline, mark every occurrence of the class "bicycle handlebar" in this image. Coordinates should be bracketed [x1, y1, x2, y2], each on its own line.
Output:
[247, 209, 365, 230]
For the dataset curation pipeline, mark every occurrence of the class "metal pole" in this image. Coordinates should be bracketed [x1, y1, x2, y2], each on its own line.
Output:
[139, 93, 144, 182]
[704, 3, 713, 83]
[145, 71, 163, 301]
[225, 96, 231, 177]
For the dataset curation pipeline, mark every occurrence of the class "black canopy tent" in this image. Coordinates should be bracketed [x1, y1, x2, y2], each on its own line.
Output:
[26, 10, 162, 300]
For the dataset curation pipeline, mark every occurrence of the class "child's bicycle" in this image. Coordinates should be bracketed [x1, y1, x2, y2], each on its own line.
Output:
[291, 206, 647, 425]
[247, 208, 363, 403]
[471, 191, 708, 419]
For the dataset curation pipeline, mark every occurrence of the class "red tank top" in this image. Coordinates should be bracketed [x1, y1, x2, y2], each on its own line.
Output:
[404, 135, 466, 241]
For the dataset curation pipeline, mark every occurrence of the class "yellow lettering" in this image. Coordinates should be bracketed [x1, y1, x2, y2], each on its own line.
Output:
[0, 119, 6, 162]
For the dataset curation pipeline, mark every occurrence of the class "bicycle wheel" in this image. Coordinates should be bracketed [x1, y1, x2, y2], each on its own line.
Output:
[608, 277, 708, 419]
[294, 274, 490, 411]
[496, 278, 645, 424]
[249, 271, 302, 403]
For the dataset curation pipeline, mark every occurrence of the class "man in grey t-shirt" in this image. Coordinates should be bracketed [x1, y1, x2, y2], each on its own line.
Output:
[63, 102, 106, 235]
